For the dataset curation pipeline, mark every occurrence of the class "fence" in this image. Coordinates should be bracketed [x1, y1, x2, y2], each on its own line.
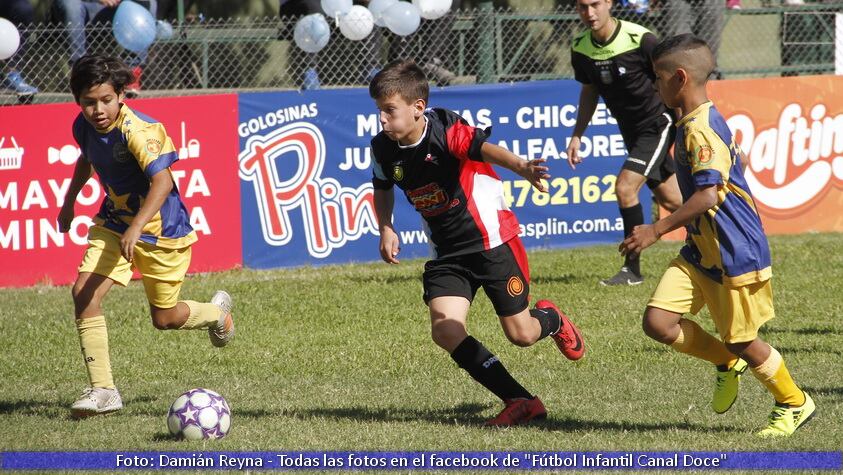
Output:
[1, 2, 841, 106]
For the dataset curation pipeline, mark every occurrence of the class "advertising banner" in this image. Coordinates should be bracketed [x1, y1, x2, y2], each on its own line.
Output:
[238, 80, 645, 269]
[709, 75, 843, 235]
[0, 94, 241, 287]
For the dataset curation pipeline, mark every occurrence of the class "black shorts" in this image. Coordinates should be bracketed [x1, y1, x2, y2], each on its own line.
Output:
[621, 112, 676, 189]
[422, 237, 530, 317]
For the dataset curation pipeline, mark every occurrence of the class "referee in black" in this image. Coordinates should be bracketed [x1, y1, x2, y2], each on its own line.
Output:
[566, 0, 682, 286]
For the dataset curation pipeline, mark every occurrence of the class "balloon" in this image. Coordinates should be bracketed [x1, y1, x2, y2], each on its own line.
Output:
[368, 0, 397, 27]
[383, 2, 420, 37]
[320, 0, 352, 18]
[293, 13, 331, 53]
[112, 1, 157, 53]
[155, 20, 174, 40]
[338, 5, 374, 41]
[411, 0, 452, 20]
[0, 17, 21, 61]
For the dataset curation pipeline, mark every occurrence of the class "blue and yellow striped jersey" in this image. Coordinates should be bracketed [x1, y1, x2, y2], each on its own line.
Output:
[72, 105, 197, 249]
[674, 101, 771, 287]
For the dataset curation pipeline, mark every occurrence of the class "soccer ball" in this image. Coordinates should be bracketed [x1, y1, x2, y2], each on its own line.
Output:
[167, 388, 231, 440]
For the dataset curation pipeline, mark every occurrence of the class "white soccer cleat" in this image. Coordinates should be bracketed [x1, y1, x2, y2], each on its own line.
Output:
[209, 290, 235, 348]
[70, 387, 123, 419]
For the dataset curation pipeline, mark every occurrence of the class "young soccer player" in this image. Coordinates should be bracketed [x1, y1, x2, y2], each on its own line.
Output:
[621, 35, 815, 437]
[57, 54, 235, 419]
[567, 0, 683, 286]
[369, 60, 585, 427]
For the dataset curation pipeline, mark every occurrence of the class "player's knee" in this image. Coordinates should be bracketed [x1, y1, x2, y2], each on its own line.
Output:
[150, 309, 180, 330]
[430, 321, 461, 350]
[615, 178, 637, 202]
[503, 327, 536, 347]
[725, 341, 750, 356]
[71, 281, 101, 312]
[642, 310, 671, 343]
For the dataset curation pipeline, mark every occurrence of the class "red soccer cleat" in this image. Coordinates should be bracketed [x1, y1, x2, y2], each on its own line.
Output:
[125, 66, 143, 98]
[536, 299, 585, 361]
[484, 397, 547, 427]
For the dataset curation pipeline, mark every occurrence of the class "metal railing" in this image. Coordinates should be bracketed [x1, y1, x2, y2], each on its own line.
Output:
[1, 2, 840, 105]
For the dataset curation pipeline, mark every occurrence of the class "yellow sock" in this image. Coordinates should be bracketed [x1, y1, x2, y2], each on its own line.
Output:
[76, 316, 115, 389]
[670, 319, 737, 367]
[179, 300, 221, 330]
[750, 347, 805, 406]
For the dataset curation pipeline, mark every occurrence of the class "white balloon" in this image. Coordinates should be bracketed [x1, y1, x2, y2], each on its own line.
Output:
[411, 0, 452, 20]
[293, 13, 331, 53]
[383, 2, 421, 37]
[368, 0, 397, 27]
[338, 5, 374, 41]
[0, 18, 21, 61]
[320, 0, 353, 18]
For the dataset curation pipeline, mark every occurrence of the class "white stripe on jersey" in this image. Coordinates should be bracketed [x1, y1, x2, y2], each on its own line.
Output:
[472, 173, 508, 249]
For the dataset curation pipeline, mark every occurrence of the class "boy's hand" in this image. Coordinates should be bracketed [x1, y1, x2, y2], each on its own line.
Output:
[57, 204, 75, 233]
[120, 225, 142, 262]
[619, 224, 659, 259]
[518, 158, 550, 192]
[379, 226, 401, 264]
[566, 137, 582, 169]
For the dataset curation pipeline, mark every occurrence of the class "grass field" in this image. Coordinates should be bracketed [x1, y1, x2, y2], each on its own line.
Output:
[1, 233, 841, 462]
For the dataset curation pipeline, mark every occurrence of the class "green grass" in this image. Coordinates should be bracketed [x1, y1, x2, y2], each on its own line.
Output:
[1, 234, 841, 458]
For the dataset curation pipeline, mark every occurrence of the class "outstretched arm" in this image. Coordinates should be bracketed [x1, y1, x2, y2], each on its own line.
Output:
[480, 142, 550, 192]
[620, 184, 717, 258]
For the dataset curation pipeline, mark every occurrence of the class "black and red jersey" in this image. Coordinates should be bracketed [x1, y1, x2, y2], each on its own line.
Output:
[371, 108, 520, 258]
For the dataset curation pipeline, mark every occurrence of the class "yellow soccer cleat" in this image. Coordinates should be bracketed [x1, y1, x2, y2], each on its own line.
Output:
[757, 392, 816, 438]
[712, 358, 749, 414]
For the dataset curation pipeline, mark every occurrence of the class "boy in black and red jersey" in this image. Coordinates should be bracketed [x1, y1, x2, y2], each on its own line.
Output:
[369, 60, 586, 427]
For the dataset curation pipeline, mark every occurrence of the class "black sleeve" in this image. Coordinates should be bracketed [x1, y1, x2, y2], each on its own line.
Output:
[370, 135, 394, 190]
[571, 50, 591, 84]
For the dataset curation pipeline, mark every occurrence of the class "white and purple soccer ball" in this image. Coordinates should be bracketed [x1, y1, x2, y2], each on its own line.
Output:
[167, 388, 231, 440]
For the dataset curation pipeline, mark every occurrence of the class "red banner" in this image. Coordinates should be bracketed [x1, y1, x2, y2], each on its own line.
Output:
[0, 94, 241, 288]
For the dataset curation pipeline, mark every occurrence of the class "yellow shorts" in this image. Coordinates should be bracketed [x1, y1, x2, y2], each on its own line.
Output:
[648, 257, 774, 343]
[78, 226, 192, 308]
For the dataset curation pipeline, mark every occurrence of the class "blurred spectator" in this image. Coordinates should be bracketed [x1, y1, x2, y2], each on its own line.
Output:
[0, 0, 39, 98]
[654, 0, 724, 78]
[50, 0, 157, 97]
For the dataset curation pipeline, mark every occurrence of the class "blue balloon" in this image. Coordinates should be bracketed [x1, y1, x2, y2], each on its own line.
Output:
[156, 20, 174, 40]
[112, 1, 157, 53]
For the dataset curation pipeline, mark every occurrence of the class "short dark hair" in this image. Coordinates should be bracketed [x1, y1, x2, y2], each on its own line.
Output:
[369, 59, 429, 104]
[651, 34, 710, 63]
[651, 34, 715, 84]
[69, 54, 135, 103]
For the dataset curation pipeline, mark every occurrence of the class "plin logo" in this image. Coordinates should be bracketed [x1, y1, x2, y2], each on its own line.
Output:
[238, 122, 378, 258]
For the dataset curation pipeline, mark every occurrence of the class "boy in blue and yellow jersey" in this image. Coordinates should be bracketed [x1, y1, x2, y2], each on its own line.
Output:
[57, 54, 235, 419]
[621, 35, 815, 437]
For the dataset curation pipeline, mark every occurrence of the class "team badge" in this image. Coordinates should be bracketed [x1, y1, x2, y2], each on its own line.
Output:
[112, 142, 132, 163]
[145, 138, 162, 157]
[694, 145, 714, 168]
[506, 276, 524, 297]
[600, 69, 613, 85]
[393, 165, 404, 181]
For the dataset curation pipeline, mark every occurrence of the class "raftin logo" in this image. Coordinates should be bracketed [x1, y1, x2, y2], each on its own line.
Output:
[238, 122, 378, 258]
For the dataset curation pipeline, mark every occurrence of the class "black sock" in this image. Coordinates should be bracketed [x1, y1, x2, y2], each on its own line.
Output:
[619, 204, 644, 275]
[530, 307, 561, 340]
[450, 336, 531, 401]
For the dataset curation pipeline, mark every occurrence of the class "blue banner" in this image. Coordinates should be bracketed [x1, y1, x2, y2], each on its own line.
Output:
[237, 81, 650, 269]
[2, 451, 840, 471]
